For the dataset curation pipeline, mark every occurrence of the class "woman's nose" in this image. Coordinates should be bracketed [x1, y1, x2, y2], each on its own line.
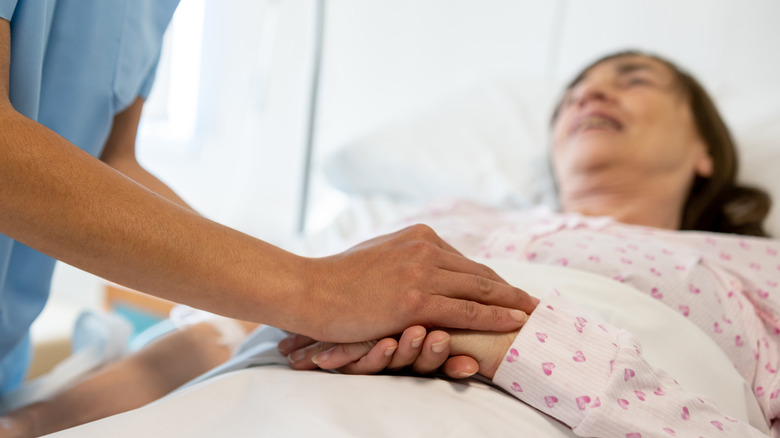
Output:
[570, 80, 614, 108]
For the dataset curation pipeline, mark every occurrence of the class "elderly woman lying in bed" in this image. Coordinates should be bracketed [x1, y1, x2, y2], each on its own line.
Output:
[284, 51, 778, 437]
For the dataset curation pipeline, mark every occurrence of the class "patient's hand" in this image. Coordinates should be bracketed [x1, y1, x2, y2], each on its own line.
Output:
[280, 326, 481, 378]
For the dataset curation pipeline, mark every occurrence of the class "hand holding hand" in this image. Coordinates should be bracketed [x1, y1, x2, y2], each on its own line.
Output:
[296, 224, 537, 343]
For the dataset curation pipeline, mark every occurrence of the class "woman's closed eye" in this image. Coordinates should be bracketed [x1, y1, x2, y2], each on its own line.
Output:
[623, 75, 654, 87]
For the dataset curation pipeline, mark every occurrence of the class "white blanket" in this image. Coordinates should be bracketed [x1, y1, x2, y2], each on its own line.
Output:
[48, 260, 767, 437]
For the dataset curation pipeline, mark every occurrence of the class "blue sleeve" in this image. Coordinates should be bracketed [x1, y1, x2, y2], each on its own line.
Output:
[138, 53, 161, 99]
[0, 0, 18, 21]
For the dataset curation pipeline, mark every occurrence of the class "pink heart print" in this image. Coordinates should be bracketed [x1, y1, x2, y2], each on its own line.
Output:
[511, 382, 523, 392]
[662, 428, 676, 436]
[681, 406, 690, 420]
[758, 289, 770, 299]
[542, 362, 555, 376]
[618, 399, 629, 410]
[592, 397, 601, 408]
[574, 316, 587, 333]
[678, 305, 690, 317]
[575, 395, 591, 410]
[536, 332, 548, 343]
[711, 420, 724, 431]
[735, 335, 744, 347]
[767, 362, 777, 373]
[634, 390, 646, 401]
[714, 322, 722, 334]
[624, 368, 636, 381]
[572, 351, 586, 362]
[756, 386, 765, 397]
[771, 389, 780, 400]
[505, 348, 519, 363]
[625, 434, 642, 438]
[544, 396, 558, 408]
[688, 284, 700, 294]
[654, 387, 665, 396]
[651, 287, 663, 299]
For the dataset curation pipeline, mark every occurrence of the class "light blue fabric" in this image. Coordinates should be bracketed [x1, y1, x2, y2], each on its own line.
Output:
[0, 0, 179, 394]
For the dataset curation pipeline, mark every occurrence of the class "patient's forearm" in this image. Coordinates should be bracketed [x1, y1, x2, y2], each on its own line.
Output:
[1, 323, 231, 436]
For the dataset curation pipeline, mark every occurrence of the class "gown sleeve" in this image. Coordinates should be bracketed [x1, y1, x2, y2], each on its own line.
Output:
[492, 294, 769, 438]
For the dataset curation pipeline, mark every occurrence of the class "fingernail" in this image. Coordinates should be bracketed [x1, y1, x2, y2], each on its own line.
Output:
[431, 339, 449, 354]
[510, 310, 528, 323]
[312, 347, 333, 365]
[457, 371, 477, 378]
[384, 345, 398, 357]
[410, 336, 424, 349]
[288, 349, 306, 363]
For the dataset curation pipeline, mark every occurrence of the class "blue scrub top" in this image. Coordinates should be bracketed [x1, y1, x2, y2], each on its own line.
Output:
[0, 0, 179, 393]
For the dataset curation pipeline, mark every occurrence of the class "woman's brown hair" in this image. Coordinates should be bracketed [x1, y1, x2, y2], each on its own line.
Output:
[552, 50, 772, 237]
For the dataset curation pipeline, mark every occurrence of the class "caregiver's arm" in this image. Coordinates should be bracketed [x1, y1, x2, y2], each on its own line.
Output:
[99, 96, 192, 210]
[0, 20, 534, 343]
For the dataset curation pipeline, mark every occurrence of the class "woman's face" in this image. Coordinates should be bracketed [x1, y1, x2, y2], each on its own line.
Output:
[551, 55, 713, 197]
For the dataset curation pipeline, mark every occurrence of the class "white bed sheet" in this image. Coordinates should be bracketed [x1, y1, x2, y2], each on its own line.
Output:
[48, 261, 767, 437]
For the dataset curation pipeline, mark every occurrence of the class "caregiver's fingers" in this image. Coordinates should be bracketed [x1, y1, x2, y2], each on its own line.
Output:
[287, 339, 389, 371]
[336, 338, 399, 375]
[432, 251, 540, 315]
[420, 294, 530, 335]
[277, 333, 316, 356]
[411, 330, 451, 374]
[386, 325, 427, 370]
[441, 355, 480, 379]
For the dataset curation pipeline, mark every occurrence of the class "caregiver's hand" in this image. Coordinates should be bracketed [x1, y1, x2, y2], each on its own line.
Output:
[280, 327, 481, 378]
[300, 224, 538, 342]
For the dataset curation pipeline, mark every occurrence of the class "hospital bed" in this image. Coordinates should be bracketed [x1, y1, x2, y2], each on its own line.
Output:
[49, 0, 780, 436]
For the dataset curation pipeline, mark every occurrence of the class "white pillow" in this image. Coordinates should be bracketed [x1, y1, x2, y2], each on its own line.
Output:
[323, 78, 780, 236]
[323, 78, 561, 209]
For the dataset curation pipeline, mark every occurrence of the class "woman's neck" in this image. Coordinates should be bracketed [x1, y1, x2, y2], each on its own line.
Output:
[558, 172, 688, 230]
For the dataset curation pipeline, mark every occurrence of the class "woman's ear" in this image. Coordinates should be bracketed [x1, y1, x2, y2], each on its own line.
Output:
[694, 149, 714, 178]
